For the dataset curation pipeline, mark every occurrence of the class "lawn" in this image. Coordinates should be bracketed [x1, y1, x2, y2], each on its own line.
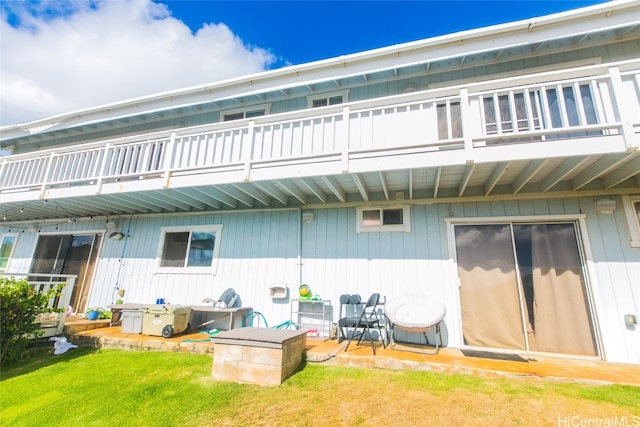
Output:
[1, 348, 639, 426]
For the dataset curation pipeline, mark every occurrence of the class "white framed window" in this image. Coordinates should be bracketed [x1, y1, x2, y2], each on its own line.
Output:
[307, 90, 350, 108]
[622, 195, 640, 248]
[356, 206, 411, 233]
[222, 104, 270, 122]
[156, 225, 223, 273]
[0, 233, 18, 272]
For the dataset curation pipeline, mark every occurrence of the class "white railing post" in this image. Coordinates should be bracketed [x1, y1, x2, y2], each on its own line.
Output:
[459, 88, 475, 164]
[38, 151, 56, 199]
[341, 106, 351, 173]
[0, 157, 6, 188]
[243, 121, 255, 181]
[95, 143, 111, 194]
[608, 66, 638, 149]
[163, 132, 176, 188]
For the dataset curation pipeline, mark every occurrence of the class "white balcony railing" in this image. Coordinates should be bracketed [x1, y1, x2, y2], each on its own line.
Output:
[1, 61, 638, 196]
[0, 273, 76, 312]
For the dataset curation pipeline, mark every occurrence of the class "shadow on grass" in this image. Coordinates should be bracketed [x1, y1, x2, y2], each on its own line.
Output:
[1, 341, 98, 381]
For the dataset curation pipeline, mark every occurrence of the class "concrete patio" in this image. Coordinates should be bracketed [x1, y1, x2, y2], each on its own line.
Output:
[62, 317, 640, 387]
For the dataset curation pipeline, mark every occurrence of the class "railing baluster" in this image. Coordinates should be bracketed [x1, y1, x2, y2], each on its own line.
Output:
[574, 82, 588, 126]
[338, 106, 349, 172]
[608, 66, 637, 149]
[556, 84, 570, 128]
[0, 158, 5, 188]
[243, 121, 255, 181]
[95, 144, 111, 194]
[523, 88, 534, 131]
[508, 91, 518, 132]
[492, 93, 502, 134]
[163, 133, 176, 188]
[459, 88, 474, 162]
[39, 152, 56, 198]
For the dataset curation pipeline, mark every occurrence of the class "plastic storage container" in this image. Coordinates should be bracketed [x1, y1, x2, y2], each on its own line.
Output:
[142, 305, 191, 338]
[121, 309, 143, 334]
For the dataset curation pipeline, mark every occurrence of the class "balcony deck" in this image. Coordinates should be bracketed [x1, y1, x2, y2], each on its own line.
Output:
[1, 61, 639, 221]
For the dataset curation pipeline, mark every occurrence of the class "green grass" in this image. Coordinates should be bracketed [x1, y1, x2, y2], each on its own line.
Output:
[1, 348, 639, 427]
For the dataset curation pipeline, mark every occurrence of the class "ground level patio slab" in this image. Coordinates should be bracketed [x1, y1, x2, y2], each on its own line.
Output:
[65, 321, 640, 387]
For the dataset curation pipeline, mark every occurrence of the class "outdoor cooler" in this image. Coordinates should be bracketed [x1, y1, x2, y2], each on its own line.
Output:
[142, 305, 191, 338]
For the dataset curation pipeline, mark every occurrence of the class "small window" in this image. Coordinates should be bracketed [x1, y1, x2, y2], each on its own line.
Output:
[622, 195, 640, 248]
[157, 225, 222, 272]
[0, 233, 17, 272]
[437, 101, 462, 140]
[307, 90, 350, 109]
[356, 206, 411, 233]
[222, 105, 270, 122]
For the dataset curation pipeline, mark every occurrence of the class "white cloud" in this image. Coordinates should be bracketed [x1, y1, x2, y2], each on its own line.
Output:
[0, 0, 276, 126]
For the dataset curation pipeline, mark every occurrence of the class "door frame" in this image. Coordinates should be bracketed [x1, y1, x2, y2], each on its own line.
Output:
[445, 214, 606, 360]
[29, 229, 105, 313]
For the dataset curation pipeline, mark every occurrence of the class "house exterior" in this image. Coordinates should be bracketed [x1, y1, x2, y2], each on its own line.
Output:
[1, 1, 639, 364]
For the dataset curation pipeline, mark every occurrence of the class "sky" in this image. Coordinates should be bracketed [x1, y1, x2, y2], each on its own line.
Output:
[0, 0, 608, 127]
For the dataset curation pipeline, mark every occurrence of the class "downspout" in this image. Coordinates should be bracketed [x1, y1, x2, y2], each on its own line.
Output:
[297, 208, 303, 287]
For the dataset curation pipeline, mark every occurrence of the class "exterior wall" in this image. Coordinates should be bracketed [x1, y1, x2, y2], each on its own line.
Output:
[2, 194, 638, 363]
[89, 210, 301, 327]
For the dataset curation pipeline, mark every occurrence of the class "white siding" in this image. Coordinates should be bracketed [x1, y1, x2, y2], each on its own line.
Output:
[2, 194, 638, 363]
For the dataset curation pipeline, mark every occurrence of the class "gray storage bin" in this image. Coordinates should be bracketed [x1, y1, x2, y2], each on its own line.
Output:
[121, 309, 143, 334]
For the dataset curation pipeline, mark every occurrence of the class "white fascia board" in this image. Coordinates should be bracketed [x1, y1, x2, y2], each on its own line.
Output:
[1, 0, 638, 139]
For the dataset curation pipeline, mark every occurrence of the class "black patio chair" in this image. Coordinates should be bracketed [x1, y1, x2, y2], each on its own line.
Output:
[342, 292, 386, 354]
[337, 294, 361, 343]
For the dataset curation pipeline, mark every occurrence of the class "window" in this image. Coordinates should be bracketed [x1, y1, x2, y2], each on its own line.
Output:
[622, 195, 640, 248]
[222, 105, 269, 122]
[307, 90, 350, 108]
[0, 233, 17, 272]
[157, 225, 222, 272]
[437, 101, 462, 140]
[356, 206, 411, 233]
[480, 83, 600, 140]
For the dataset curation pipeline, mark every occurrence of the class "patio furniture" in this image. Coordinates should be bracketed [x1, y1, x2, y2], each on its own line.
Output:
[337, 294, 361, 343]
[341, 293, 386, 354]
[384, 293, 445, 354]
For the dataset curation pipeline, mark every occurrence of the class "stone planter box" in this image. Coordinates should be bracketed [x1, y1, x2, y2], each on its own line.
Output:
[211, 327, 307, 387]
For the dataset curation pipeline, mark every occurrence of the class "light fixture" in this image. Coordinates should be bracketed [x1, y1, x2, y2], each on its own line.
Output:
[106, 221, 118, 230]
[302, 212, 315, 223]
[109, 232, 125, 240]
[594, 199, 616, 214]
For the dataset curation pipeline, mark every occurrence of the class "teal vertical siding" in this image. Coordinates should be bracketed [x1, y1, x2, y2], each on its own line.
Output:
[1, 197, 637, 363]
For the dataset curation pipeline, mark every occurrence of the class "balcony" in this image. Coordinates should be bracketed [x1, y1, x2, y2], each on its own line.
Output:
[1, 61, 639, 221]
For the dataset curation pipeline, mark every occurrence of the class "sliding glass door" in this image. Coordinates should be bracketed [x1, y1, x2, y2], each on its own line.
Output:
[455, 222, 598, 357]
[31, 234, 101, 312]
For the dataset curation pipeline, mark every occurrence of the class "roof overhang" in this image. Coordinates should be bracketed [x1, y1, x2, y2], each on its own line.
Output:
[2, 0, 639, 145]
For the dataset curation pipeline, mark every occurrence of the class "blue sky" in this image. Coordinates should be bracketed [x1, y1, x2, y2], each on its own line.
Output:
[164, 1, 605, 65]
[0, 0, 607, 126]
